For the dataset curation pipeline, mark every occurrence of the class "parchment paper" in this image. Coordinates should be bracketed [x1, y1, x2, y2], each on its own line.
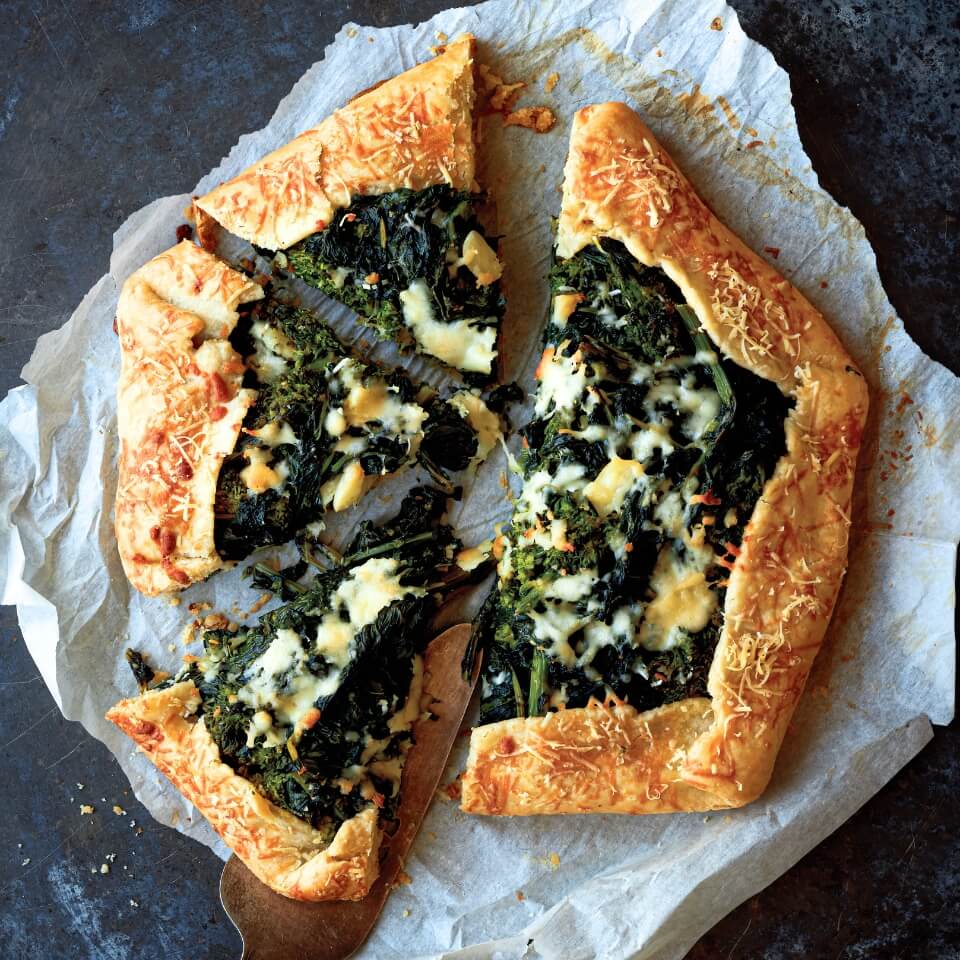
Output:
[2, 0, 957, 957]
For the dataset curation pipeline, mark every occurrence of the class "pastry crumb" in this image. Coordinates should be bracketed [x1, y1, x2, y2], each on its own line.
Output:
[397, 870, 412, 886]
[516, 890, 525, 901]
[129, 899, 139, 908]
[402, 909, 411, 918]
[79, 804, 94, 816]
[21, 858, 30, 867]
[100, 863, 110, 875]
[710, 16, 723, 30]
[544, 71, 559, 93]
[548, 851, 560, 869]
[504, 107, 556, 133]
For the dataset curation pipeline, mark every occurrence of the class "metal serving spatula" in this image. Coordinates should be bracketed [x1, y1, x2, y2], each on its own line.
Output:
[219, 623, 479, 960]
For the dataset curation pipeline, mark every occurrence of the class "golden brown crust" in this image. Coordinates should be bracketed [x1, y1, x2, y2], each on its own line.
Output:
[114, 241, 263, 596]
[462, 102, 868, 816]
[106, 681, 380, 901]
[193, 37, 476, 252]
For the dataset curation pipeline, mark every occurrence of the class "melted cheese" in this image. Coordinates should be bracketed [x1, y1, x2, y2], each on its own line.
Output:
[583, 457, 645, 517]
[237, 559, 424, 747]
[545, 569, 598, 602]
[337, 360, 427, 436]
[459, 230, 502, 285]
[246, 420, 297, 448]
[449, 390, 501, 464]
[237, 628, 314, 745]
[534, 344, 588, 416]
[456, 540, 492, 572]
[529, 603, 587, 667]
[398, 280, 497, 373]
[322, 460, 367, 512]
[551, 292, 582, 329]
[638, 550, 717, 651]
[240, 446, 285, 494]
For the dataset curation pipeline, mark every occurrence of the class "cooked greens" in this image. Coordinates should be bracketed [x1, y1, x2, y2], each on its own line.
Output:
[159, 487, 469, 836]
[476, 239, 791, 724]
[285, 186, 504, 382]
[214, 293, 491, 561]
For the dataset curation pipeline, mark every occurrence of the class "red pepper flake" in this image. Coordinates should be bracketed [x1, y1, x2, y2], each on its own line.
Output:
[163, 561, 191, 585]
[175, 224, 193, 243]
[746, 140, 764, 149]
[210, 405, 228, 421]
[112, 316, 119, 335]
[498, 736, 516, 754]
[209, 372, 231, 403]
[763, 246, 780, 258]
[443, 777, 463, 801]
[159, 529, 177, 558]
[820, 280, 829, 289]
[177, 459, 193, 480]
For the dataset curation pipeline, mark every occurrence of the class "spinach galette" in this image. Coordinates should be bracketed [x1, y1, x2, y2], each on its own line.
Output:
[115, 241, 496, 595]
[461, 103, 868, 815]
[192, 36, 503, 382]
[109, 488, 476, 900]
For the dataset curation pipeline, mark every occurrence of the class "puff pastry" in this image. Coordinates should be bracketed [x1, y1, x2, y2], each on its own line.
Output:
[461, 102, 868, 815]
[114, 240, 263, 596]
[191, 37, 504, 381]
[193, 37, 476, 253]
[109, 485, 472, 901]
[107, 680, 381, 900]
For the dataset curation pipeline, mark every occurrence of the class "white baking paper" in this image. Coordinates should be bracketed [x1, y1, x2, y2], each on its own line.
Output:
[1, 0, 957, 957]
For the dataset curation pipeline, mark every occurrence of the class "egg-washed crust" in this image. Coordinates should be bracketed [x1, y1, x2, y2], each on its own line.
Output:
[115, 241, 264, 596]
[192, 36, 476, 253]
[461, 102, 868, 815]
[106, 680, 380, 901]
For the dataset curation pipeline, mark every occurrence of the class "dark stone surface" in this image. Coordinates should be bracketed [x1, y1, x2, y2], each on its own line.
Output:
[0, 2, 956, 958]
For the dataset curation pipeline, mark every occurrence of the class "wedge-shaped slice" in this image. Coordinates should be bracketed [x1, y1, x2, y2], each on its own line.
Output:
[192, 37, 504, 381]
[116, 241, 498, 595]
[461, 103, 868, 815]
[109, 488, 475, 901]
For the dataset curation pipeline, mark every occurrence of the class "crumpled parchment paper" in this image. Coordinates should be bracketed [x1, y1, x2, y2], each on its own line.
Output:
[1, 0, 957, 957]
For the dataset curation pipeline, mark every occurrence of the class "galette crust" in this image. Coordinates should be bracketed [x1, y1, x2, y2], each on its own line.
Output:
[461, 102, 869, 815]
[192, 36, 476, 252]
[106, 680, 381, 901]
[114, 240, 263, 596]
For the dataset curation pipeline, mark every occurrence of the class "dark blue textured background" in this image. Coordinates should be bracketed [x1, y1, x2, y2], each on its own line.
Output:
[1, 2, 957, 958]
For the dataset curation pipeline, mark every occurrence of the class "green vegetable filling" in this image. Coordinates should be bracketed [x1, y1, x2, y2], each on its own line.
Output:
[166, 488, 465, 836]
[476, 239, 791, 724]
[214, 292, 485, 561]
[285, 186, 503, 382]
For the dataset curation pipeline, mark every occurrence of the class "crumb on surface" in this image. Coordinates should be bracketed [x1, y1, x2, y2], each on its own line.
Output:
[402, 909, 411, 918]
[504, 106, 556, 133]
[711, 16, 723, 29]
[548, 851, 560, 869]
[80, 804, 94, 815]
[100, 863, 110, 874]
[544, 71, 559, 93]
